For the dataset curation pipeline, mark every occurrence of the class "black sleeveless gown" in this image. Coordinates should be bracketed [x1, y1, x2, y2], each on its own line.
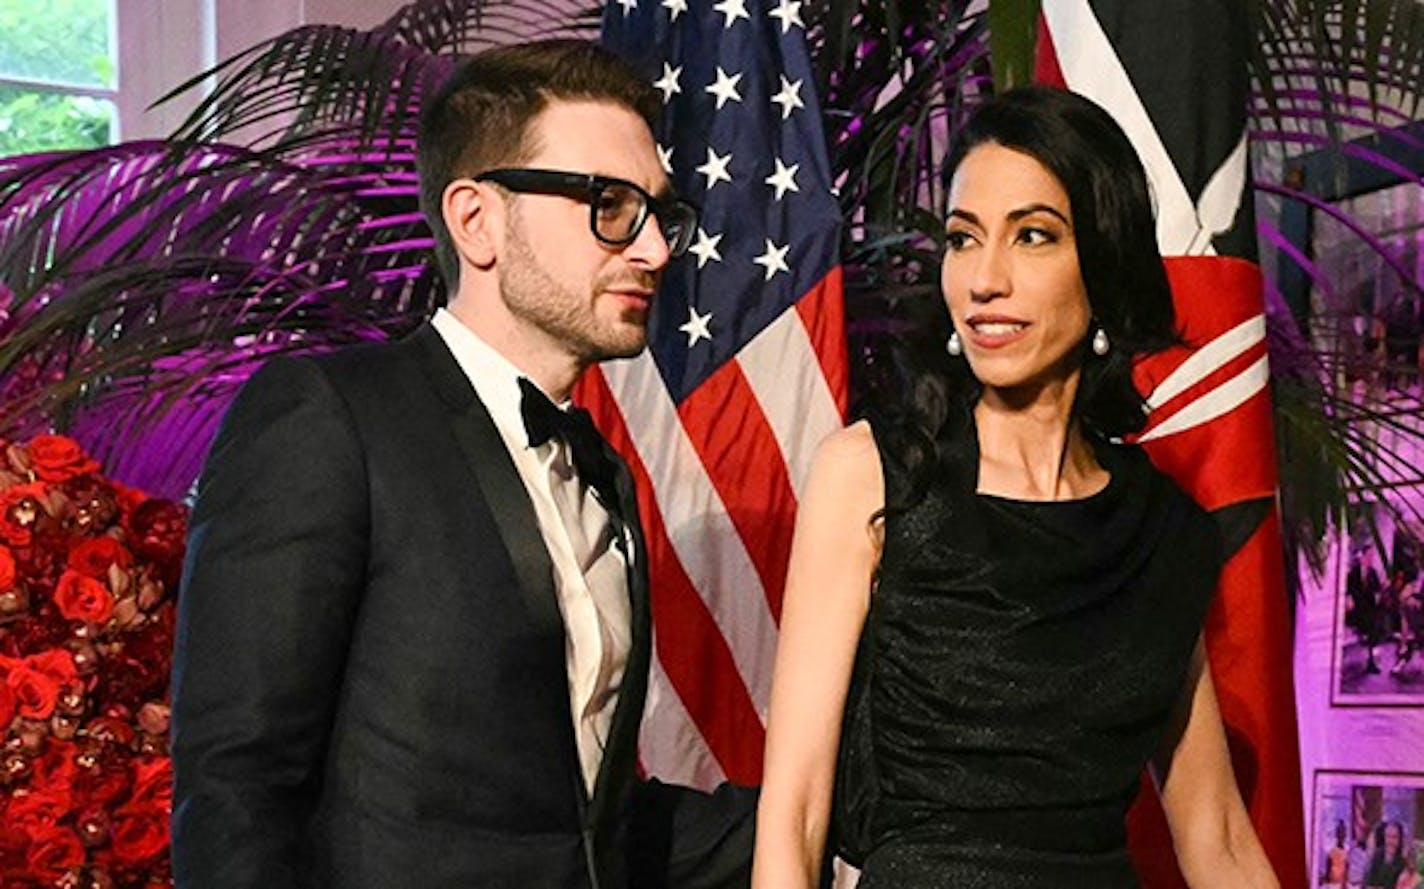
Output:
[833, 414, 1222, 888]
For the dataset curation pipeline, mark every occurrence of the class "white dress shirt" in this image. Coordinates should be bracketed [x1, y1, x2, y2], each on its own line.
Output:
[432, 309, 631, 793]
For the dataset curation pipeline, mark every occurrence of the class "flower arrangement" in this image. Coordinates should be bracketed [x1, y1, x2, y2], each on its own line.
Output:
[0, 435, 185, 889]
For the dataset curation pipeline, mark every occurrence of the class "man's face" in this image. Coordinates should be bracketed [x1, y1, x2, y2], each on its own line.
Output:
[496, 99, 673, 364]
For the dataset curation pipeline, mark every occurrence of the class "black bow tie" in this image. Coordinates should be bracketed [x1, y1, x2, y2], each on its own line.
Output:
[518, 377, 622, 517]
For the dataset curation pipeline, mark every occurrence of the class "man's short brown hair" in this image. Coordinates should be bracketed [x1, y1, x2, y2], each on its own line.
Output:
[417, 40, 659, 287]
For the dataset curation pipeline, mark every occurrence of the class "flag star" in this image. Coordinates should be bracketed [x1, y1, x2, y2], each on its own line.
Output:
[652, 62, 682, 103]
[695, 147, 733, 189]
[704, 66, 744, 110]
[753, 239, 790, 281]
[765, 157, 801, 200]
[661, 0, 688, 20]
[615, 0, 638, 13]
[687, 228, 723, 268]
[656, 143, 674, 175]
[712, 0, 749, 29]
[770, 75, 805, 120]
[679, 306, 714, 347]
[768, 0, 805, 32]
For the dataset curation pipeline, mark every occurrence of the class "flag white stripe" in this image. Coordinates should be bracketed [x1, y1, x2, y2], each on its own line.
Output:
[639, 645, 728, 791]
[601, 352, 779, 716]
[1042, 0, 1201, 255]
[1138, 354, 1270, 442]
[1147, 314, 1266, 409]
[738, 308, 844, 497]
[1189, 131, 1250, 255]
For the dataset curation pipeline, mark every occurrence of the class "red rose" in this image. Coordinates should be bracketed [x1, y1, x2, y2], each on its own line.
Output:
[0, 651, 79, 720]
[22, 827, 85, 876]
[27, 650, 79, 684]
[110, 810, 168, 865]
[127, 757, 173, 810]
[2, 661, 62, 720]
[0, 544, 15, 589]
[53, 570, 115, 624]
[27, 435, 99, 484]
[7, 787, 72, 840]
[66, 536, 133, 580]
[0, 482, 49, 546]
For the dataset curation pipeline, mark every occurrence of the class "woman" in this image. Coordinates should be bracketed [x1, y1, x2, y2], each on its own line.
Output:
[1367, 822, 1408, 889]
[752, 87, 1279, 888]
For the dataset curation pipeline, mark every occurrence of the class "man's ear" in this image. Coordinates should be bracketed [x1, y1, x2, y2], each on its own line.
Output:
[443, 179, 501, 270]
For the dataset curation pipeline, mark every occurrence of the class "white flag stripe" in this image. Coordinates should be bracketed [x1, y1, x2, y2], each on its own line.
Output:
[601, 353, 779, 714]
[738, 308, 844, 497]
[1138, 354, 1270, 442]
[639, 646, 728, 790]
[1042, 0, 1200, 255]
[1147, 314, 1266, 409]
[1187, 131, 1250, 255]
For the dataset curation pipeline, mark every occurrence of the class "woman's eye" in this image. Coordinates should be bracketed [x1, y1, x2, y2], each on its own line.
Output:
[945, 230, 974, 251]
[1017, 227, 1056, 246]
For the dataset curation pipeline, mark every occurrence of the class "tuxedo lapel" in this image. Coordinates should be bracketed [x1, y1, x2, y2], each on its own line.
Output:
[411, 325, 564, 642]
[587, 444, 651, 826]
[413, 322, 652, 831]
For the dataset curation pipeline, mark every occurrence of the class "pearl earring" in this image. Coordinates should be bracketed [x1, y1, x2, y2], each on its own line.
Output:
[1091, 327, 1110, 356]
[946, 331, 963, 356]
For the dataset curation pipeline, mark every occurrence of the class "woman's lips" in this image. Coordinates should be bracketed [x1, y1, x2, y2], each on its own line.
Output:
[965, 316, 1029, 349]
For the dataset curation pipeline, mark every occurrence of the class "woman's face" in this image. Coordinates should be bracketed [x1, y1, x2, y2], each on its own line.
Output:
[1387, 823, 1403, 854]
[942, 142, 1092, 397]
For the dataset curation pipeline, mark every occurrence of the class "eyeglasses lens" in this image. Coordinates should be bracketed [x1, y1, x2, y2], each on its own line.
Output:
[594, 183, 646, 244]
[592, 180, 696, 257]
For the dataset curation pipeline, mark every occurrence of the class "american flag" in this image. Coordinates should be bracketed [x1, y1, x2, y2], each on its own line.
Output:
[1037, 2, 1306, 886]
[573, 0, 846, 789]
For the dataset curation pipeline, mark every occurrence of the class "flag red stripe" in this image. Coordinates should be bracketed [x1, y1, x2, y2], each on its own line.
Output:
[1033, 13, 1068, 89]
[578, 367, 767, 784]
[795, 266, 850, 418]
[1205, 513, 1304, 879]
[677, 361, 798, 622]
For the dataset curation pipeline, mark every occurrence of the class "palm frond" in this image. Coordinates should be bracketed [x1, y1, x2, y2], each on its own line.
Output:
[1252, 0, 1424, 126]
[161, 0, 595, 150]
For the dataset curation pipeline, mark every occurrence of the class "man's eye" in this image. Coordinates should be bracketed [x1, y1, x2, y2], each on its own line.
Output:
[597, 186, 641, 217]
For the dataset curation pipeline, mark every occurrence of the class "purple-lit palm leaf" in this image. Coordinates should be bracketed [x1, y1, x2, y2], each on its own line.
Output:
[0, 0, 598, 498]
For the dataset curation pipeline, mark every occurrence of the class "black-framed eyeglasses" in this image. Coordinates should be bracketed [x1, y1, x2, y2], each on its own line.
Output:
[474, 168, 699, 258]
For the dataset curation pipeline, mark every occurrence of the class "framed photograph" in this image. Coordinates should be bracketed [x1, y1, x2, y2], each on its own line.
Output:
[1332, 504, 1424, 704]
[1311, 770, 1424, 888]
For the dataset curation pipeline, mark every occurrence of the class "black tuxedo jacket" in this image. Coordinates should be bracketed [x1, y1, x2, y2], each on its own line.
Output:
[171, 324, 754, 889]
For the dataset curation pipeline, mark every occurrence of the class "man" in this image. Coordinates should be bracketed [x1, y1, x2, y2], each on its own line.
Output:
[171, 40, 752, 889]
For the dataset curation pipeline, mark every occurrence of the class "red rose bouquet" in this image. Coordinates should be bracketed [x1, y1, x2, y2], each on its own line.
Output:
[0, 435, 184, 889]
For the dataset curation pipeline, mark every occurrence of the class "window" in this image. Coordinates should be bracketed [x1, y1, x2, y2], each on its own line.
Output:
[0, 0, 117, 155]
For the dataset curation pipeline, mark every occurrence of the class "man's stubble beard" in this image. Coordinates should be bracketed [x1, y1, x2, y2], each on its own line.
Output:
[497, 209, 652, 364]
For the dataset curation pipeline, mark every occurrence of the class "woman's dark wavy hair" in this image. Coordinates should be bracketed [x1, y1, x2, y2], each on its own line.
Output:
[871, 86, 1180, 511]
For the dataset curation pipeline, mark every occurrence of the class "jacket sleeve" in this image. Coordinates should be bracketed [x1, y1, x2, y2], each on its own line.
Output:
[170, 357, 370, 889]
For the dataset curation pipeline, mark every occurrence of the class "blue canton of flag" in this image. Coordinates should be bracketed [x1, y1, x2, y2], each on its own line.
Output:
[603, 0, 840, 402]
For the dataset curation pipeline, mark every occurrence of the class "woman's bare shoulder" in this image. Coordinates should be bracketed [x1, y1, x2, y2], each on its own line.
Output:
[814, 419, 879, 468]
[804, 421, 883, 511]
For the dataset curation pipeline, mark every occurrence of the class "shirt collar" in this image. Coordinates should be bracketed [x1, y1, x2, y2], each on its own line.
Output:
[431, 308, 565, 450]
